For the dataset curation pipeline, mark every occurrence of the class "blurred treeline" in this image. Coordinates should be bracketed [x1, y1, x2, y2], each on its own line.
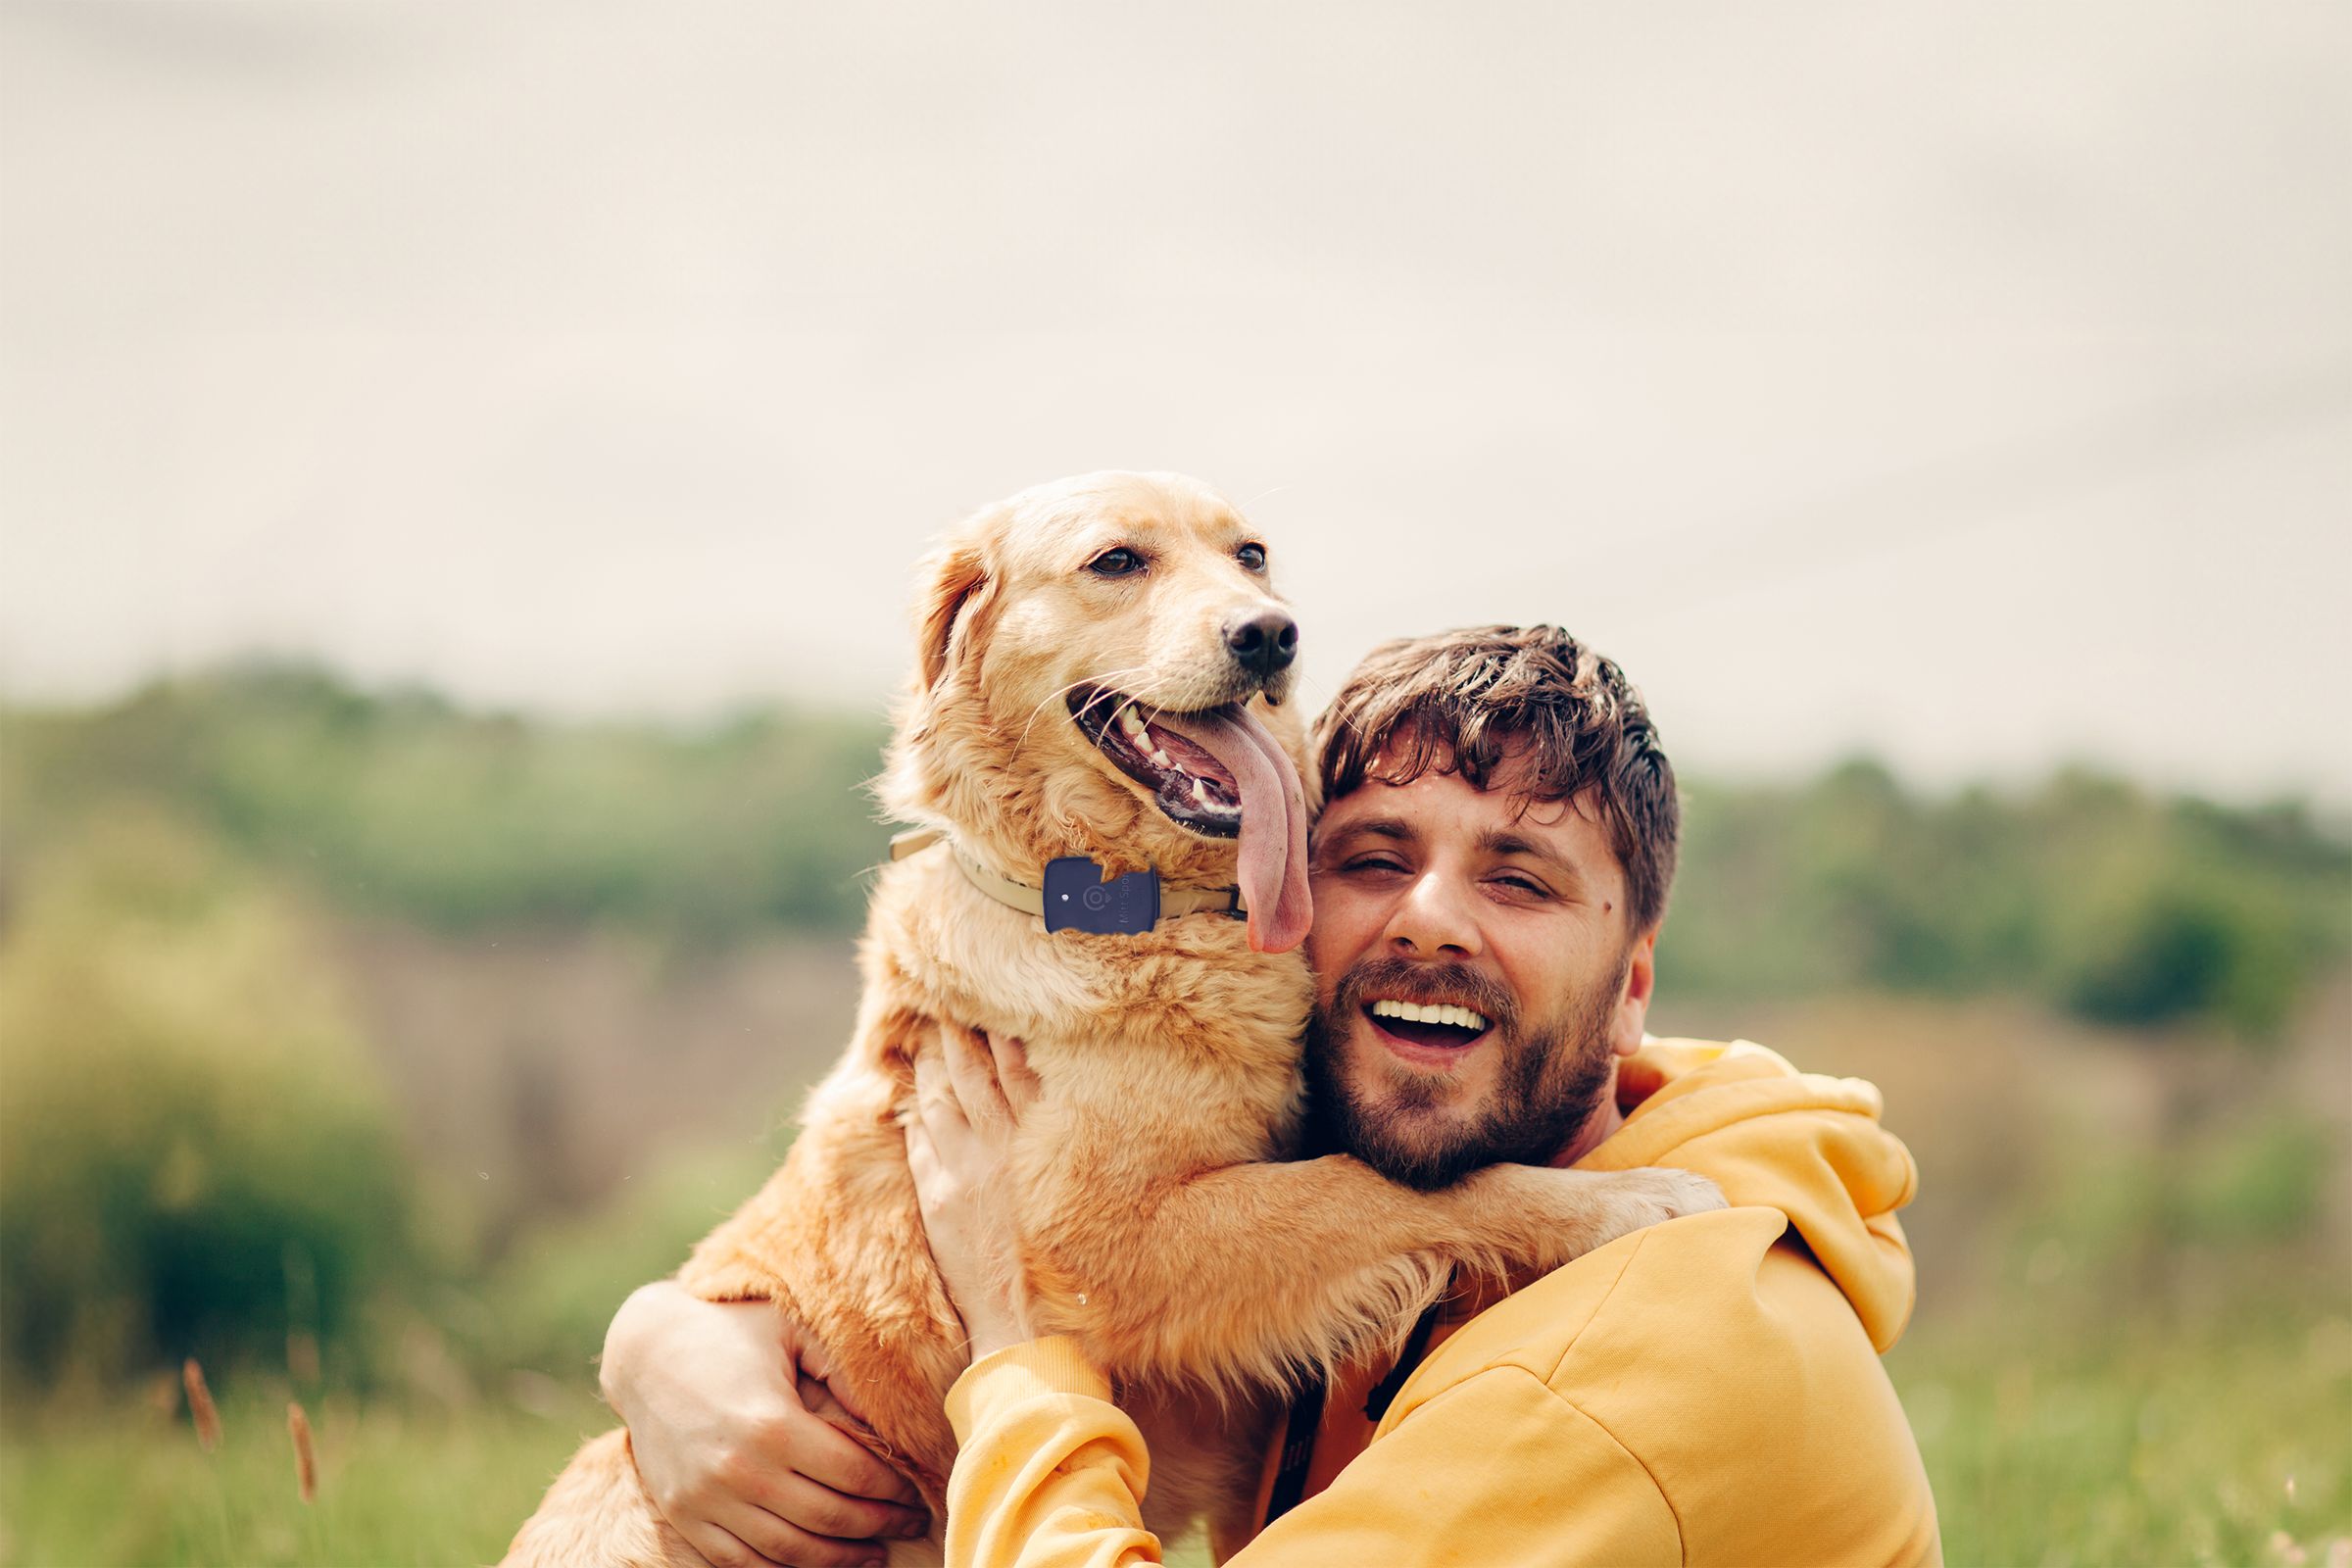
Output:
[0, 663, 890, 940]
[1675, 761, 2350, 1038]
[1, 662, 2347, 1394]
[9, 662, 2346, 1022]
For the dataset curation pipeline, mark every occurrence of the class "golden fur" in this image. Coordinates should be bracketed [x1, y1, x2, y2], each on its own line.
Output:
[503, 472, 1719, 1566]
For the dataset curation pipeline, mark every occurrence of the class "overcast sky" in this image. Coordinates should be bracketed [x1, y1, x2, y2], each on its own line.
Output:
[4, 2, 2347, 802]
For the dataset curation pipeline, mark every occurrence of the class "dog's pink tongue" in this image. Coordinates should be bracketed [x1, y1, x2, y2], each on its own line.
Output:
[1153, 706, 1313, 953]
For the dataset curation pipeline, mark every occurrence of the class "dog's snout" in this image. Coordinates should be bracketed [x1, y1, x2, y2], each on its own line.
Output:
[1224, 609, 1298, 680]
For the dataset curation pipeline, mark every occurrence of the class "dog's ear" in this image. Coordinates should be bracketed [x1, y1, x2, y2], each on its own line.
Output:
[913, 536, 993, 690]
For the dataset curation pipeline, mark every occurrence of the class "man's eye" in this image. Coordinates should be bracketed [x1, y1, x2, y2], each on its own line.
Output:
[1236, 542, 1267, 572]
[1088, 547, 1146, 578]
[1345, 857, 1407, 876]
[1494, 874, 1549, 897]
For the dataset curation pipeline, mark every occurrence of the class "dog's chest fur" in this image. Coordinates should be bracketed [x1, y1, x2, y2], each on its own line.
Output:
[864, 847, 1316, 1154]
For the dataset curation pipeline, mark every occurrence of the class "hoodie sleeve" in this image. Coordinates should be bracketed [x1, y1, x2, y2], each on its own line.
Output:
[944, 1340, 1160, 1568]
[945, 1343, 1684, 1568]
[1586, 1041, 1924, 1353]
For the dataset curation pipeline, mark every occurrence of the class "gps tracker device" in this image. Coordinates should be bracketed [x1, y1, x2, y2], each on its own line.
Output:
[1043, 856, 1161, 935]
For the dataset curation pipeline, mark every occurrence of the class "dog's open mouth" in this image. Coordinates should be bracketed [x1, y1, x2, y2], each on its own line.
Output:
[1065, 682, 1315, 953]
[1068, 687, 1246, 837]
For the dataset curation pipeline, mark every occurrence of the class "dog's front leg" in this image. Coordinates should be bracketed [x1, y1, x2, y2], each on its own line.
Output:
[1021, 1152, 1722, 1394]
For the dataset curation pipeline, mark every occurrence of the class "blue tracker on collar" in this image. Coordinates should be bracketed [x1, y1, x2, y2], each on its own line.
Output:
[1042, 856, 1161, 934]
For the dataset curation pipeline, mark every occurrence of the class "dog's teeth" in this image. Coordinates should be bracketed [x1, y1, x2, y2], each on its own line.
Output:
[1192, 778, 1213, 806]
[1118, 706, 1146, 736]
[1152, 748, 1173, 768]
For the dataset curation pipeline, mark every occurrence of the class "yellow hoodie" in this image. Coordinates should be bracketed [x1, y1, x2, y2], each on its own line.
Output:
[941, 1039, 1941, 1567]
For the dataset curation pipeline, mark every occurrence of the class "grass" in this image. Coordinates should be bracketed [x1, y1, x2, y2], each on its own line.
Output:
[5, 995, 2343, 1565]
[0, 1382, 606, 1567]
[1891, 1304, 2352, 1568]
[5, 1307, 2347, 1566]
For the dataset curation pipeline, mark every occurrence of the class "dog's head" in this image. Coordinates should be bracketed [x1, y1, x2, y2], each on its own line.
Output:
[881, 471, 1313, 953]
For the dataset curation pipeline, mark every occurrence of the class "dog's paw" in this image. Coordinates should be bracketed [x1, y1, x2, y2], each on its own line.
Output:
[1611, 1166, 1729, 1230]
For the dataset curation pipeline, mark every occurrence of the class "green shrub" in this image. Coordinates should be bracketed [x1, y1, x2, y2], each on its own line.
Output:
[0, 811, 413, 1386]
[462, 1139, 793, 1380]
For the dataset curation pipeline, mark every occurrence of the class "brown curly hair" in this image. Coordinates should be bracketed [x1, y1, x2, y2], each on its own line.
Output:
[1310, 624, 1680, 932]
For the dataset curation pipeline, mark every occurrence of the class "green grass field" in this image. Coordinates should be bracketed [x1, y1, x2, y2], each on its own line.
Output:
[0, 1387, 602, 1568]
[5, 1304, 2346, 1568]
[1888, 1308, 2351, 1566]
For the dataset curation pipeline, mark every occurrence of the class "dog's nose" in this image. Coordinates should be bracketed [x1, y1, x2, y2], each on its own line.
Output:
[1224, 610, 1298, 680]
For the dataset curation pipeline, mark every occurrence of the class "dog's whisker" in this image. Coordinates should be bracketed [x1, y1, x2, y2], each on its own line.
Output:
[1011, 675, 1119, 746]
[1010, 666, 1160, 757]
[1023, 667, 1152, 736]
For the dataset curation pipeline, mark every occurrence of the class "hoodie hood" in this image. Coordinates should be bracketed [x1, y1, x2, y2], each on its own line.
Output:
[1576, 1037, 1921, 1351]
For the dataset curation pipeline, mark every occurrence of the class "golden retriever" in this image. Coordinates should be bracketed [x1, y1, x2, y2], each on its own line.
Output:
[502, 471, 1719, 1566]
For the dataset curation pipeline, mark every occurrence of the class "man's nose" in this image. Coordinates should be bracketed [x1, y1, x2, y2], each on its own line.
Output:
[1384, 869, 1483, 959]
[1224, 609, 1298, 681]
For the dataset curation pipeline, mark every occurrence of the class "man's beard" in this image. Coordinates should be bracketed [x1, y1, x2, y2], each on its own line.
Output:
[1302, 953, 1625, 1191]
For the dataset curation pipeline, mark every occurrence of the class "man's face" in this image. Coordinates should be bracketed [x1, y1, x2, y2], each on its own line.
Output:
[1301, 753, 1656, 1189]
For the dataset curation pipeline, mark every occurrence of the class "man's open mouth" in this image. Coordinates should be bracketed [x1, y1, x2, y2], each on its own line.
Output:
[1067, 686, 1246, 837]
[1363, 997, 1494, 1053]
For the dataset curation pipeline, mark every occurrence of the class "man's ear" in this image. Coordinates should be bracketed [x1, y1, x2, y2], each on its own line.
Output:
[913, 536, 993, 690]
[1610, 928, 1657, 1057]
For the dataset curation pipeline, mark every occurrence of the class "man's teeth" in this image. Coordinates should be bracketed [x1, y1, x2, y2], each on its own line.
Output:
[1368, 999, 1491, 1032]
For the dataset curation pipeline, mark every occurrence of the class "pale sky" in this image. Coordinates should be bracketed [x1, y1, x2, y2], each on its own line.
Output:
[4, 2, 2347, 802]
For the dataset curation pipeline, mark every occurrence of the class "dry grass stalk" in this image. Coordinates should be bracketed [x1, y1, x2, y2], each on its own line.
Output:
[182, 1358, 221, 1451]
[286, 1400, 318, 1503]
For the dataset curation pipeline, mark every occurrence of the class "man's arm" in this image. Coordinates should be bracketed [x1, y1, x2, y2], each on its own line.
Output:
[942, 1338, 1681, 1568]
[600, 1280, 931, 1568]
[941, 1341, 1161, 1566]
[908, 1042, 1682, 1568]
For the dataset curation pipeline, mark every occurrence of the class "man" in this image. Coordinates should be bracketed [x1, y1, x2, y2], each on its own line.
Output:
[603, 626, 1940, 1566]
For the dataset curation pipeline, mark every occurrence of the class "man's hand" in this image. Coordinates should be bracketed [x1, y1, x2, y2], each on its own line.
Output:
[905, 1024, 1042, 1364]
[600, 1281, 930, 1567]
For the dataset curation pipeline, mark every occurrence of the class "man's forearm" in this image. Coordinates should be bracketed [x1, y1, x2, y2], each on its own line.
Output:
[599, 1278, 694, 1418]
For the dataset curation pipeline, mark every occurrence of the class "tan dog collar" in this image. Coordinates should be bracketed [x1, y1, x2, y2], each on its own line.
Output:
[889, 828, 1247, 923]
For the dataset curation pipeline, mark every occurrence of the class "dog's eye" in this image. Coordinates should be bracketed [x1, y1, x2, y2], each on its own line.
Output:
[1088, 547, 1146, 578]
[1236, 543, 1267, 572]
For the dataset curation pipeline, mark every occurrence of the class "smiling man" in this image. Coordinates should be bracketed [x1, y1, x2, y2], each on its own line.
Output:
[1293, 631, 1684, 1199]
[605, 625, 1940, 1567]
[912, 624, 1939, 1568]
